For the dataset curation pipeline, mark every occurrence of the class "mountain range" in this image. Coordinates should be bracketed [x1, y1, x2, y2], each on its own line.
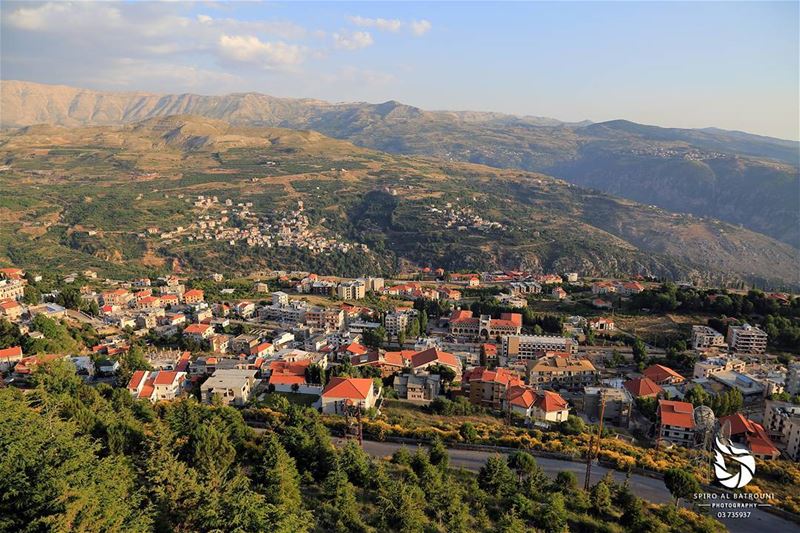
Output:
[0, 114, 797, 289]
[2, 80, 798, 250]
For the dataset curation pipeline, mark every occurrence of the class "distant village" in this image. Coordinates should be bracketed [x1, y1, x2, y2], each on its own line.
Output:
[1, 263, 799, 464]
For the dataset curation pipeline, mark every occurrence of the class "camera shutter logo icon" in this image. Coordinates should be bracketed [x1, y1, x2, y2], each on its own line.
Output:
[713, 435, 755, 489]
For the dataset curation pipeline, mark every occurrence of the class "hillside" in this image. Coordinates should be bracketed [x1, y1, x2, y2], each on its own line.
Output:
[2, 80, 797, 248]
[0, 116, 797, 289]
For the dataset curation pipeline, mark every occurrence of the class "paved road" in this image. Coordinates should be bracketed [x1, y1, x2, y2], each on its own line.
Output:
[354, 439, 799, 533]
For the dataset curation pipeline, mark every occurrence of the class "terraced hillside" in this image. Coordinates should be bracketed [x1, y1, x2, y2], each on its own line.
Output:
[0, 116, 797, 289]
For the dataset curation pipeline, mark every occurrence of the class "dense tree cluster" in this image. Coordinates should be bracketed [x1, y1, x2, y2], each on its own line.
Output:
[1, 361, 724, 533]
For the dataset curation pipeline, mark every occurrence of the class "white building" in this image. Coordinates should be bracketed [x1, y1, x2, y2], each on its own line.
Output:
[691, 325, 727, 351]
[726, 323, 768, 355]
[201, 369, 258, 406]
[502, 334, 576, 361]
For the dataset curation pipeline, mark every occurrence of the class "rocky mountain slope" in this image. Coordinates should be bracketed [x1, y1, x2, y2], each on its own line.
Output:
[3, 80, 797, 248]
[0, 116, 797, 289]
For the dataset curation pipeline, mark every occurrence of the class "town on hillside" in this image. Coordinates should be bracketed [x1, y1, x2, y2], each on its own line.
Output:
[2, 262, 800, 525]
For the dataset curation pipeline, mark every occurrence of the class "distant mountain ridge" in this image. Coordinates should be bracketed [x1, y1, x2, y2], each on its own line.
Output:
[2, 80, 798, 248]
[1, 115, 797, 289]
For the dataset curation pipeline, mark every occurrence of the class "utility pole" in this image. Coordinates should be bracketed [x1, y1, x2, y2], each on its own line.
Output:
[584, 392, 606, 491]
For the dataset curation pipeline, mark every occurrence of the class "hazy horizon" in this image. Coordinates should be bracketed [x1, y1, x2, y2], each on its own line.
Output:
[2, 1, 798, 140]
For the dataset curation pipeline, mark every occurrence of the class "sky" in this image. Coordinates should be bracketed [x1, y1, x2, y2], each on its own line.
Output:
[2, 1, 798, 140]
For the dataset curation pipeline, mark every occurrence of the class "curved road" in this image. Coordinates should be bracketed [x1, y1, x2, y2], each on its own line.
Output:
[355, 439, 799, 533]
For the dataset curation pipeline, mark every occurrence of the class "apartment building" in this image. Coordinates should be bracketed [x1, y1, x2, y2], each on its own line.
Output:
[657, 400, 696, 447]
[305, 306, 344, 332]
[763, 400, 800, 461]
[692, 356, 746, 379]
[726, 323, 768, 355]
[691, 325, 727, 351]
[384, 309, 414, 337]
[582, 386, 633, 428]
[527, 354, 598, 390]
[502, 334, 576, 361]
[201, 369, 258, 406]
[462, 366, 524, 410]
[337, 280, 366, 300]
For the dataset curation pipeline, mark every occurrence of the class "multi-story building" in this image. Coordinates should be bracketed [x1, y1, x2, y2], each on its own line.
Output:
[231, 334, 260, 355]
[785, 363, 800, 397]
[726, 323, 768, 355]
[763, 400, 800, 461]
[362, 277, 385, 292]
[509, 281, 542, 295]
[527, 354, 598, 390]
[260, 300, 307, 323]
[127, 370, 187, 402]
[692, 356, 746, 379]
[337, 280, 366, 300]
[201, 369, 258, 406]
[385, 309, 414, 337]
[691, 325, 727, 351]
[305, 306, 345, 332]
[0, 279, 25, 301]
[320, 377, 380, 414]
[272, 291, 289, 306]
[657, 400, 696, 447]
[462, 367, 524, 410]
[502, 335, 576, 361]
[448, 310, 523, 338]
[183, 289, 205, 304]
[507, 386, 569, 423]
[183, 323, 214, 343]
[394, 373, 440, 402]
[582, 386, 633, 428]
[101, 289, 133, 307]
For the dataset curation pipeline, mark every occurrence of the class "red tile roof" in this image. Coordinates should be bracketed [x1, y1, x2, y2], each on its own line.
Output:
[0, 346, 23, 360]
[719, 413, 780, 457]
[623, 377, 663, 398]
[153, 370, 181, 386]
[128, 370, 146, 391]
[184, 323, 212, 335]
[658, 400, 695, 429]
[643, 364, 684, 384]
[321, 377, 374, 400]
[535, 390, 569, 412]
[411, 347, 459, 369]
[269, 374, 307, 386]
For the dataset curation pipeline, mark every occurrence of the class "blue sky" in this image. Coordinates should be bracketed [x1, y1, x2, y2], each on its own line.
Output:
[2, 1, 798, 139]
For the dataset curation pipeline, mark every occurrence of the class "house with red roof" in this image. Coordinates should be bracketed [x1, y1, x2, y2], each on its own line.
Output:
[101, 289, 133, 307]
[551, 287, 567, 300]
[719, 413, 780, 460]
[184, 323, 214, 342]
[448, 310, 523, 339]
[319, 377, 380, 414]
[410, 347, 462, 377]
[462, 366, 524, 409]
[507, 386, 570, 423]
[250, 341, 274, 358]
[0, 346, 23, 369]
[643, 364, 685, 386]
[128, 370, 186, 402]
[0, 298, 23, 320]
[0, 267, 24, 281]
[267, 358, 323, 394]
[13, 354, 62, 376]
[623, 377, 664, 398]
[351, 351, 406, 378]
[657, 399, 696, 447]
[183, 289, 204, 304]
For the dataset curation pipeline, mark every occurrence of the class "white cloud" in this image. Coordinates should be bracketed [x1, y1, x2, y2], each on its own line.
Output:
[348, 16, 402, 32]
[197, 14, 213, 25]
[218, 34, 304, 66]
[332, 31, 373, 50]
[410, 19, 432, 36]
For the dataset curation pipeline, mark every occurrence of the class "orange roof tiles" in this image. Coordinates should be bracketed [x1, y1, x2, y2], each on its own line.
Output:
[321, 377, 374, 400]
[411, 347, 459, 369]
[643, 364, 685, 384]
[658, 400, 695, 429]
[623, 377, 663, 398]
